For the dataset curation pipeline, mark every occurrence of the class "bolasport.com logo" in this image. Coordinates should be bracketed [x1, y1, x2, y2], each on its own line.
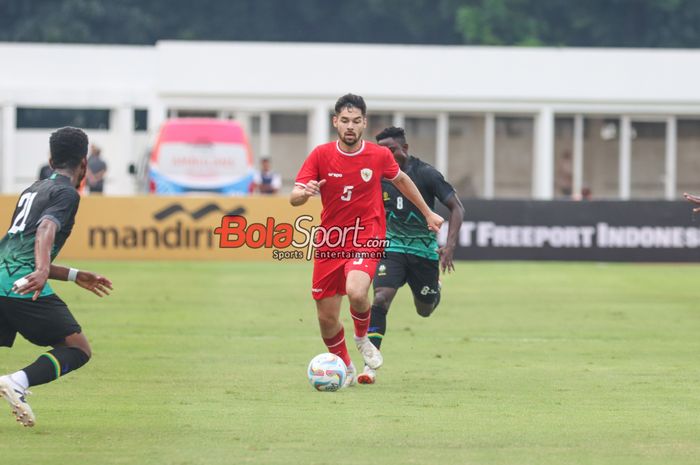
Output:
[213, 215, 388, 260]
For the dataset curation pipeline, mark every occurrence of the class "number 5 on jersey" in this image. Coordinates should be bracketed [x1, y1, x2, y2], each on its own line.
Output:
[341, 185, 354, 201]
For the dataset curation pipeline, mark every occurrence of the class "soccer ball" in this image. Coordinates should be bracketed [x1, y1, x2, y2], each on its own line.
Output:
[307, 353, 347, 392]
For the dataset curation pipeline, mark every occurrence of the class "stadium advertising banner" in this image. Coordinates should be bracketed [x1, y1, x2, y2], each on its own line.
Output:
[1, 196, 699, 261]
[0, 195, 321, 260]
[438, 200, 700, 262]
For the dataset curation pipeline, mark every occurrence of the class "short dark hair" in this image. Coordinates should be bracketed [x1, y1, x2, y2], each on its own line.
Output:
[334, 93, 366, 116]
[50, 127, 88, 169]
[375, 126, 407, 145]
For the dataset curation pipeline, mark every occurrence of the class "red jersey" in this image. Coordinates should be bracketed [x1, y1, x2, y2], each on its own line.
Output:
[295, 140, 400, 250]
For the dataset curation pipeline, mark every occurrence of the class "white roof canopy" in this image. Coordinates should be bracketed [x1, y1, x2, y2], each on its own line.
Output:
[0, 41, 699, 110]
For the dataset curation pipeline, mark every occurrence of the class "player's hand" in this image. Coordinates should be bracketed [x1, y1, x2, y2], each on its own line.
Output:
[684, 193, 700, 212]
[12, 269, 49, 301]
[76, 270, 113, 297]
[304, 179, 326, 197]
[425, 211, 444, 233]
[438, 245, 456, 274]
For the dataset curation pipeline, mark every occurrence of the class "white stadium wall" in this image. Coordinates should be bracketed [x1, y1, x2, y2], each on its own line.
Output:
[1, 41, 700, 198]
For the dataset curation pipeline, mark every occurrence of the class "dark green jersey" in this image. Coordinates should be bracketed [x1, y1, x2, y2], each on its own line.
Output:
[0, 173, 80, 298]
[382, 156, 455, 260]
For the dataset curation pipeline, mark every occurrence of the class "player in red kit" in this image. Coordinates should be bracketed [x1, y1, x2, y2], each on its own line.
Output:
[290, 94, 444, 386]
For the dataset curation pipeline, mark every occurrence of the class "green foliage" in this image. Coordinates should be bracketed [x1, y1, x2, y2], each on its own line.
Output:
[455, 0, 700, 47]
[457, 0, 545, 46]
[0, 0, 157, 44]
[1, 0, 700, 47]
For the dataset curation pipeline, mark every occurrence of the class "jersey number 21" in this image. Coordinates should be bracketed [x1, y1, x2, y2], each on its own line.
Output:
[8, 192, 37, 234]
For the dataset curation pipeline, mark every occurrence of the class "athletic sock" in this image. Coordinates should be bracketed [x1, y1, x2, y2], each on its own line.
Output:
[322, 327, 351, 368]
[434, 281, 442, 310]
[22, 347, 90, 387]
[9, 371, 29, 391]
[367, 304, 388, 349]
[433, 289, 441, 310]
[350, 306, 371, 338]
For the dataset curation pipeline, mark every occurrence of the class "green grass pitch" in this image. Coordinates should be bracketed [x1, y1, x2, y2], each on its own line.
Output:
[1, 260, 699, 464]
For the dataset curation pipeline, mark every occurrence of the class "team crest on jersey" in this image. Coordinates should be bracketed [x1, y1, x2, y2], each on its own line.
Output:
[377, 264, 386, 276]
[360, 168, 373, 182]
[383, 191, 390, 201]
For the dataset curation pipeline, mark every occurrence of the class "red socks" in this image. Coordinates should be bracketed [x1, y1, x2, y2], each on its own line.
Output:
[350, 307, 370, 338]
[322, 307, 371, 367]
[323, 327, 351, 367]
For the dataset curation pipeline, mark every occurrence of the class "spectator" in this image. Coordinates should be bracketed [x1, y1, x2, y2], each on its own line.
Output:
[573, 187, 592, 201]
[555, 150, 573, 198]
[252, 157, 282, 194]
[86, 144, 107, 194]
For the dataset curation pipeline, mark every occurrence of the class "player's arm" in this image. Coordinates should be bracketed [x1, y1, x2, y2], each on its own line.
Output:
[48, 264, 113, 297]
[290, 180, 326, 206]
[291, 149, 323, 206]
[13, 188, 82, 299]
[684, 193, 700, 212]
[15, 218, 57, 300]
[390, 172, 444, 232]
[437, 194, 465, 273]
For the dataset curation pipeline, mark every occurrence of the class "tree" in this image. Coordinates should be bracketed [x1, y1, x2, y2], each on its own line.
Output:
[455, 0, 700, 47]
[2, 0, 700, 48]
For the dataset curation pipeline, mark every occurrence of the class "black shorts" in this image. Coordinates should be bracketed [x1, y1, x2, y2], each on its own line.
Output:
[373, 252, 440, 304]
[0, 294, 82, 348]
